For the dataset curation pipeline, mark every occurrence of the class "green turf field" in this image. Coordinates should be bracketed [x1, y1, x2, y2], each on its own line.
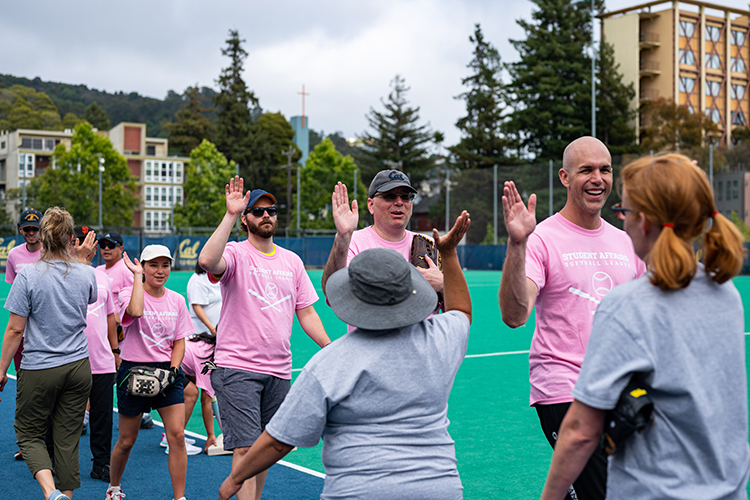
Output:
[2, 270, 750, 499]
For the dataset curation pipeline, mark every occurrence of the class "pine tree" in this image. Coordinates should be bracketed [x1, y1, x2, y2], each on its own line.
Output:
[165, 86, 216, 156]
[449, 24, 514, 169]
[507, 0, 602, 160]
[83, 101, 110, 130]
[596, 40, 638, 155]
[214, 30, 257, 176]
[360, 75, 435, 187]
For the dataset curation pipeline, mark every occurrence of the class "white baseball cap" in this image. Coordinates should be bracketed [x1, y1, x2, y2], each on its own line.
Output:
[139, 244, 174, 264]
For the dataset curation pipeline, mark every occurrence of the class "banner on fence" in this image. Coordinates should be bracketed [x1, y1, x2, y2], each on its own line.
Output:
[176, 236, 209, 269]
[0, 236, 21, 270]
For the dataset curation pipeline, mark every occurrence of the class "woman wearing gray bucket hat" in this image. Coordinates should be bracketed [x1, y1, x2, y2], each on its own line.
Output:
[219, 211, 472, 500]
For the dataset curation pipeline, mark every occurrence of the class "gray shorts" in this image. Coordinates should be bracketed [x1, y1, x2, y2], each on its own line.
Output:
[210, 366, 290, 450]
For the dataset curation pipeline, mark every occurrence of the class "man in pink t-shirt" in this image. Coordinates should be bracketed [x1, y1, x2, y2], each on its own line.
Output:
[200, 179, 330, 500]
[499, 137, 645, 500]
[321, 170, 444, 317]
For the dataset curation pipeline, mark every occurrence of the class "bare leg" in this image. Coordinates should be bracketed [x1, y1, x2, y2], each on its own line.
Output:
[158, 404, 187, 500]
[200, 390, 217, 451]
[232, 446, 269, 500]
[109, 413, 142, 487]
[183, 378, 199, 425]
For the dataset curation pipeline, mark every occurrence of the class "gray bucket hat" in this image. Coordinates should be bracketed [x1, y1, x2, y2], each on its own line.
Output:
[326, 248, 437, 330]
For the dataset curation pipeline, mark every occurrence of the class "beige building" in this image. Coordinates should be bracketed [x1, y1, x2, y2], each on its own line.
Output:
[0, 122, 187, 233]
[601, 0, 750, 145]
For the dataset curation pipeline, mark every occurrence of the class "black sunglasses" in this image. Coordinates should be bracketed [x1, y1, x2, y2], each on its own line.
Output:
[99, 241, 119, 250]
[20, 226, 38, 233]
[246, 206, 278, 218]
[611, 203, 634, 220]
[376, 192, 415, 202]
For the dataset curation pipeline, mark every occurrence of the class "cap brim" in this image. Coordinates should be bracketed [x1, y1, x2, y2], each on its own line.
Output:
[369, 181, 418, 197]
[327, 265, 437, 330]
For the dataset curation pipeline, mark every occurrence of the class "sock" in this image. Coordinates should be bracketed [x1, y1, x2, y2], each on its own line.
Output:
[83, 410, 90, 426]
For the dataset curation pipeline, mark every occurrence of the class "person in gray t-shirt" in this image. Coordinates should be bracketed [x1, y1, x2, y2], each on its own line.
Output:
[540, 155, 750, 500]
[0, 208, 98, 500]
[218, 211, 472, 500]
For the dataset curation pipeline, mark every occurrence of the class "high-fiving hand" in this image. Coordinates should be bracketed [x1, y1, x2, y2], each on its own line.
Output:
[226, 176, 251, 218]
[331, 182, 358, 236]
[502, 181, 537, 244]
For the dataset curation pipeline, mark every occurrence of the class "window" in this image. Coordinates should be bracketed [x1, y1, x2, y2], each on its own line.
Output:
[732, 30, 746, 46]
[731, 84, 746, 100]
[143, 160, 184, 184]
[144, 211, 172, 233]
[146, 145, 156, 156]
[145, 211, 152, 231]
[706, 81, 721, 97]
[1, 141, 5, 149]
[18, 153, 34, 179]
[679, 76, 696, 93]
[687, 104, 695, 114]
[161, 187, 168, 207]
[734, 111, 746, 126]
[709, 108, 722, 124]
[679, 49, 696, 65]
[734, 180, 739, 200]
[44, 139, 58, 151]
[145, 161, 152, 180]
[145, 186, 152, 206]
[706, 25, 721, 42]
[679, 20, 695, 38]
[718, 181, 723, 200]
[731, 57, 746, 73]
[705, 53, 721, 69]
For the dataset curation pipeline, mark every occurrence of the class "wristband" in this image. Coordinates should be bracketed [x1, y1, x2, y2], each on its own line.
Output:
[112, 348, 121, 354]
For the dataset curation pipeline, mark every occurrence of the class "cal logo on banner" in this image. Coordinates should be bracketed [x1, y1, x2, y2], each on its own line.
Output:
[177, 237, 208, 269]
[0, 237, 17, 270]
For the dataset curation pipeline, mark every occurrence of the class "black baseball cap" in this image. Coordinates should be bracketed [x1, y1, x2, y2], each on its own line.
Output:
[19, 209, 42, 229]
[74, 225, 97, 243]
[368, 170, 417, 198]
[99, 231, 123, 246]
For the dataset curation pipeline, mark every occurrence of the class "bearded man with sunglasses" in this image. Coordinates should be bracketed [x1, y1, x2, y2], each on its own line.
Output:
[321, 170, 444, 312]
[199, 177, 330, 500]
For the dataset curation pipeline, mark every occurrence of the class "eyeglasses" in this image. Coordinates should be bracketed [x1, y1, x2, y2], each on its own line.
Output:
[376, 192, 415, 202]
[246, 206, 278, 218]
[99, 241, 119, 250]
[20, 227, 38, 234]
[611, 203, 634, 220]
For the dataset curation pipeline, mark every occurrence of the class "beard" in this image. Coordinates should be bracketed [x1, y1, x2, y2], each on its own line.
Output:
[247, 218, 278, 239]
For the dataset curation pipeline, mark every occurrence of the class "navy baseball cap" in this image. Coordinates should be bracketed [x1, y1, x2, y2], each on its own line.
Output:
[19, 209, 42, 229]
[245, 189, 277, 211]
[368, 170, 417, 198]
[99, 231, 123, 246]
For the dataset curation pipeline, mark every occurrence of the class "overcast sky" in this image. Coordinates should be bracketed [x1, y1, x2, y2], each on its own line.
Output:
[2, 0, 748, 147]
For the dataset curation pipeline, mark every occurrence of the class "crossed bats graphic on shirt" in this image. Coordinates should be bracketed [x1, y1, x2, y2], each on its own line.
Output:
[248, 288, 291, 312]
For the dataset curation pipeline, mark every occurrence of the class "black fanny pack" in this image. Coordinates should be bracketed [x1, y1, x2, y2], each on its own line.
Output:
[602, 374, 654, 455]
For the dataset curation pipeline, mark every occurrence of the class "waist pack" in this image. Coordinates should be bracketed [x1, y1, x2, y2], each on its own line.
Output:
[124, 366, 172, 397]
[602, 374, 654, 455]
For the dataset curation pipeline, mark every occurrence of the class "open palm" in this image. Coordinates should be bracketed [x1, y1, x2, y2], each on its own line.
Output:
[226, 176, 251, 217]
[502, 181, 537, 243]
[331, 182, 358, 235]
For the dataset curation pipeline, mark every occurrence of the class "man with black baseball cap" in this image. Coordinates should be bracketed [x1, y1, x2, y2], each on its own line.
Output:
[6, 208, 44, 461]
[321, 170, 443, 310]
[200, 176, 330, 500]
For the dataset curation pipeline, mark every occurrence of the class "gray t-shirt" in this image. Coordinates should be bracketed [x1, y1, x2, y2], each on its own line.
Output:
[5, 259, 97, 370]
[266, 310, 470, 500]
[574, 269, 750, 500]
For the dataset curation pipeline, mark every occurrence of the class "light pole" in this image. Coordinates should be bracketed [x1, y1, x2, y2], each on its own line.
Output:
[98, 156, 105, 230]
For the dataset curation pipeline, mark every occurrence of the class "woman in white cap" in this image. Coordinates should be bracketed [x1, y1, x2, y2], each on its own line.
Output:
[107, 245, 195, 500]
[219, 211, 472, 500]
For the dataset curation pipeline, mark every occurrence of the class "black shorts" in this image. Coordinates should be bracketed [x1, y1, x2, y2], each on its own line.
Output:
[536, 402, 607, 500]
[116, 360, 185, 416]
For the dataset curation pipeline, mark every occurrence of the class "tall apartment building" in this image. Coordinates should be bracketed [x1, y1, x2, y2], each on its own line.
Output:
[0, 122, 187, 233]
[601, 0, 750, 145]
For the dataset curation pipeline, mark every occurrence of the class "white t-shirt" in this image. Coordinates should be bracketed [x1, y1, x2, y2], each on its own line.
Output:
[186, 272, 222, 335]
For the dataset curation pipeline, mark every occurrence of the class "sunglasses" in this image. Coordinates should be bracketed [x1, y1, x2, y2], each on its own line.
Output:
[246, 206, 278, 218]
[376, 192, 415, 202]
[99, 241, 119, 250]
[20, 226, 38, 233]
[611, 203, 634, 220]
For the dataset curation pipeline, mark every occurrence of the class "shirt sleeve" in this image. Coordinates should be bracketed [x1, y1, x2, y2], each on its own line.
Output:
[265, 370, 328, 448]
[174, 295, 195, 341]
[118, 286, 134, 327]
[105, 280, 116, 316]
[187, 276, 209, 306]
[4, 271, 30, 317]
[525, 232, 547, 292]
[87, 268, 98, 305]
[5, 255, 15, 284]
[209, 244, 237, 284]
[294, 258, 319, 310]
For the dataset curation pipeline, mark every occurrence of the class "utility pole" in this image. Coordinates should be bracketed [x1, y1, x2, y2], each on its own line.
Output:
[591, 0, 597, 137]
[98, 156, 105, 230]
[282, 146, 295, 229]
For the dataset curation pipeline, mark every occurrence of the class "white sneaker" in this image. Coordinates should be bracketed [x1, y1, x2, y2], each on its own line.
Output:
[105, 486, 125, 499]
[165, 437, 202, 455]
[161, 432, 195, 448]
[206, 433, 233, 456]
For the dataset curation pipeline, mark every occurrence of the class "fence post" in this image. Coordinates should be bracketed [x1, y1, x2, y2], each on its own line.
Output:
[493, 164, 498, 245]
[445, 169, 450, 233]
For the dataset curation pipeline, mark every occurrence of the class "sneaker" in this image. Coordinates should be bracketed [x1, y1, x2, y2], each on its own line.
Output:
[91, 463, 110, 482]
[160, 432, 195, 447]
[13, 449, 23, 460]
[166, 438, 202, 456]
[140, 413, 154, 429]
[105, 485, 125, 500]
[47, 490, 70, 500]
[207, 434, 232, 456]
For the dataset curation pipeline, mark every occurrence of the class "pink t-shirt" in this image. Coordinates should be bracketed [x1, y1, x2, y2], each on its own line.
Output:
[347, 226, 416, 265]
[182, 337, 215, 398]
[210, 240, 318, 379]
[526, 213, 646, 406]
[84, 269, 117, 374]
[6, 243, 41, 283]
[119, 286, 194, 363]
[97, 258, 134, 310]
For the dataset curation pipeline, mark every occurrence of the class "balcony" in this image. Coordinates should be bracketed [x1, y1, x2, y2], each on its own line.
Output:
[639, 60, 661, 77]
[639, 31, 660, 49]
[639, 88, 660, 101]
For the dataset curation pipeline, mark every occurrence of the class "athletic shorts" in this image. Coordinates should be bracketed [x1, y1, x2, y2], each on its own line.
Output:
[116, 360, 185, 417]
[211, 367, 290, 450]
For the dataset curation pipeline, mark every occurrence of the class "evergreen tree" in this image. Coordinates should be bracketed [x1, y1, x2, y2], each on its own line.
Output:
[360, 75, 435, 187]
[83, 101, 111, 130]
[507, 0, 602, 160]
[165, 85, 216, 156]
[640, 98, 719, 152]
[214, 30, 257, 176]
[0, 85, 62, 131]
[596, 40, 638, 155]
[449, 24, 514, 169]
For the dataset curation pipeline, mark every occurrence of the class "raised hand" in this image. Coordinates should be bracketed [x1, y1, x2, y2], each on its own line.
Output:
[225, 176, 251, 217]
[502, 181, 537, 244]
[73, 229, 98, 263]
[433, 210, 471, 255]
[122, 251, 143, 276]
[331, 182, 359, 237]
